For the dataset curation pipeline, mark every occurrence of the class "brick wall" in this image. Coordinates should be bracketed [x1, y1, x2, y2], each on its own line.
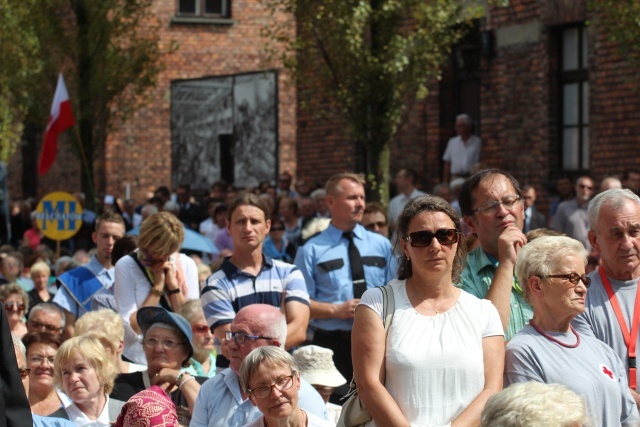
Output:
[8, 0, 296, 205]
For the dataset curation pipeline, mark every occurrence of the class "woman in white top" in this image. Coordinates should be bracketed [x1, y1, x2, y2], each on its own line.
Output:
[113, 212, 199, 364]
[354, 195, 504, 426]
[239, 346, 333, 427]
[51, 335, 122, 425]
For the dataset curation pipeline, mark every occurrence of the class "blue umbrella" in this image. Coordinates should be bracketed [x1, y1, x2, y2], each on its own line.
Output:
[127, 225, 219, 255]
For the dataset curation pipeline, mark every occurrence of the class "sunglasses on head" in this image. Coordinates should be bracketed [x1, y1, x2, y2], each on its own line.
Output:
[403, 228, 460, 247]
[4, 302, 25, 312]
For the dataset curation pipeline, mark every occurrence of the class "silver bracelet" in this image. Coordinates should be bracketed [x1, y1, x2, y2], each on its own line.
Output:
[179, 375, 196, 390]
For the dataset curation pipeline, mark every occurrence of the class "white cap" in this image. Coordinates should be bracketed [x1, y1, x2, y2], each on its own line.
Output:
[292, 345, 347, 388]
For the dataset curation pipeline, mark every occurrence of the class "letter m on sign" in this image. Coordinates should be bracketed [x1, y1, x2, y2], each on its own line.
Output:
[42, 200, 77, 231]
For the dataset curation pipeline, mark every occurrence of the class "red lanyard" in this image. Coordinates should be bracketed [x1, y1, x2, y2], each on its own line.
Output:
[599, 266, 640, 389]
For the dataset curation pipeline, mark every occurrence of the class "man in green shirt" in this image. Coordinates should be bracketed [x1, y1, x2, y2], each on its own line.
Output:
[457, 169, 533, 340]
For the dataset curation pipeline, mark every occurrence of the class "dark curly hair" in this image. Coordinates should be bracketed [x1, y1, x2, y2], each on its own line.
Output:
[396, 196, 467, 283]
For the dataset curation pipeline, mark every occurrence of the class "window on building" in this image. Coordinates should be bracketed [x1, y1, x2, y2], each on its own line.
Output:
[560, 26, 589, 171]
[177, 0, 230, 18]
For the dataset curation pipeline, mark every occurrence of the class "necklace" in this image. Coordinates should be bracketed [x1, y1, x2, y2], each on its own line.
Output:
[422, 288, 459, 315]
[529, 320, 580, 348]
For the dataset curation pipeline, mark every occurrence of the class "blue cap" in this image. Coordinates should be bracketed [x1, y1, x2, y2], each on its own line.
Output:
[136, 306, 194, 361]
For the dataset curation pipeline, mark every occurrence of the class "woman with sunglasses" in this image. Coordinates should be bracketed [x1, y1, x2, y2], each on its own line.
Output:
[179, 300, 217, 378]
[353, 195, 504, 426]
[505, 235, 639, 425]
[111, 307, 206, 426]
[239, 346, 333, 427]
[0, 283, 29, 338]
[113, 211, 199, 364]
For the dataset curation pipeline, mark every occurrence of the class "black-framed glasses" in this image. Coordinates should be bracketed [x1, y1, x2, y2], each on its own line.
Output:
[403, 228, 460, 247]
[18, 368, 31, 379]
[247, 372, 297, 399]
[225, 331, 273, 344]
[142, 337, 184, 350]
[4, 302, 25, 312]
[472, 195, 522, 215]
[270, 227, 285, 232]
[544, 272, 591, 288]
[29, 320, 62, 334]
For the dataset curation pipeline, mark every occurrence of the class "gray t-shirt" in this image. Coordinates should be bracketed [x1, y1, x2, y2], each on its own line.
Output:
[572, 270, 640, 391]
[505, 325, 639, 427]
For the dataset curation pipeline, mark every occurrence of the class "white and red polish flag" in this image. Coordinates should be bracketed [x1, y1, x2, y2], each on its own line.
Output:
[38, 73, 75, 176]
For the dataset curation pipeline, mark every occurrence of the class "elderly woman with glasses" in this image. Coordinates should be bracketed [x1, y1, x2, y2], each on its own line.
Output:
[22, 332, 64, 416]
[353, 196, 504, 426]
[0, 283, 29, 338]
[113, 211, 199, 365]
[110, 306, 206, 426]
[505, 235, 639, 426]
[239, 346, 333, 427]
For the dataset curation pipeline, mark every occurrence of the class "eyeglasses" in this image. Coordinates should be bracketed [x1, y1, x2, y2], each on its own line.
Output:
[28, 355, 56, 366]
[578, 184, 593, 190]
[224, 331, 273, 344]
[4, 302, 25, 312]
[18, 368, 31, 379]
[364, 221, 387, 231]
[270, 227, 285, 232]
[544, 272, 591, 288]
[142, 337, 184, 350]
[472, 194, 522, 215]
[29, 320, 62, 334]
[192, 324, 210, 334]
[247, 372, 297, 399]
[403, 228, 460, 247]
[138, 249, 170, 268]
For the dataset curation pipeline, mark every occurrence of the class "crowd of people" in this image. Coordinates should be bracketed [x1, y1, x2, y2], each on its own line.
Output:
[2, 165, 640, 426]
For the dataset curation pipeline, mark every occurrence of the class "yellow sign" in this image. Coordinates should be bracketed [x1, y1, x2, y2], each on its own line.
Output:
[35, 192, 84, 241]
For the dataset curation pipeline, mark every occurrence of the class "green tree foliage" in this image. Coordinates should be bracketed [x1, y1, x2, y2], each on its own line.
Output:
[0, 0, 43, 162]
[68, 0, 176, 205]
[591, 0, 640, 69]
[1, 0, 174, 206]
[262, 0, 482, 204]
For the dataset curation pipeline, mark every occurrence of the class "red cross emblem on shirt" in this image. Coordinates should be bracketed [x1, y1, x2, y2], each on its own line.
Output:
[602, 366, 614, 379]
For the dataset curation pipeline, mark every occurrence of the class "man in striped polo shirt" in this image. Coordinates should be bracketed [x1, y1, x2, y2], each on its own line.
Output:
[201, 193, 310, 370]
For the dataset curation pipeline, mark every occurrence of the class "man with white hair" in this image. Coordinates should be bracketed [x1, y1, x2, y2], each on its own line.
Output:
[573, 188, 640, 406]
[442, 113, 482, 183]
[190, 304, 327, 427]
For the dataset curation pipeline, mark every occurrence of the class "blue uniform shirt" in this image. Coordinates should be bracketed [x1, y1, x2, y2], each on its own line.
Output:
[294, 223, 393, 331]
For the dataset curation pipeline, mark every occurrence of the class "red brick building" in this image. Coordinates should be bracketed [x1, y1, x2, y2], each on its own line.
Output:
[9, 0, 297, 204]
[9, 0, 640, 217]
[296, 0, 640, 214]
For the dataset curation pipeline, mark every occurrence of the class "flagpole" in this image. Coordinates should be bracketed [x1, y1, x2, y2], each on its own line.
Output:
[73, 126, 96, 212]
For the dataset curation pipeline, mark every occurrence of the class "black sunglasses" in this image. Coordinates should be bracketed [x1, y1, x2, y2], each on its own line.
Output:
[403, 228, 460, 247]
